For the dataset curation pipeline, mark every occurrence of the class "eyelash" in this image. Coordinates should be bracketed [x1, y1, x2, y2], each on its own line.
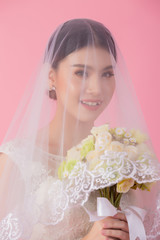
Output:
[102, 72, 114, 78]
[75, 71, 88, 77]
[75, 70, 114, 78]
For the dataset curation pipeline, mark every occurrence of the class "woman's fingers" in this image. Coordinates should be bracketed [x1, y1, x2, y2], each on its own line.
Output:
[101, 228, 129, 240]
[102, 216, 129, 233]
[100, 214, 129, 240]
[113, 212, 127, 222]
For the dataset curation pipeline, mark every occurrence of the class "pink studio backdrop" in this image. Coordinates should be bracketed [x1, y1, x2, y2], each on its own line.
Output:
[0, 0, 160, 159]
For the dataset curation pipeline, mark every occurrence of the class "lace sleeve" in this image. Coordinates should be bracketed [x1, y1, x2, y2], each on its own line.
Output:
[0, 140, 23, 178]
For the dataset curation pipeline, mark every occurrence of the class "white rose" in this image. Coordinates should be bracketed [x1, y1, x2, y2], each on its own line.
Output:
[91, 124, 109, 136]
[124, 145, 138, 160]
[108, 141, 124, 152]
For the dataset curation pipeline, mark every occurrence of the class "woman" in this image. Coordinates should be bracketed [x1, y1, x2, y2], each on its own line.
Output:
[0, 18, 159, 240]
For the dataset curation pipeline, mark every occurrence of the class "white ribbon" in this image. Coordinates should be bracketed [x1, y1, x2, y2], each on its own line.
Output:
[84, 197, 147, 240]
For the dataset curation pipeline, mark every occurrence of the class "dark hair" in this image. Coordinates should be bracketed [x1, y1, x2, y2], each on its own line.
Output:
[45, 18, 117, 67]
[45, 18, 117, 99]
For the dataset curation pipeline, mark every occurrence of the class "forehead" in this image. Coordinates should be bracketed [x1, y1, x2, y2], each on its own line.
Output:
[60, 46, 113, 69]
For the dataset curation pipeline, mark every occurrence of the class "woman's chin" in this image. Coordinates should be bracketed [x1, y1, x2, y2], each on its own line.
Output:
[73, 111, 102, 124]
[75, 104, 106, 123]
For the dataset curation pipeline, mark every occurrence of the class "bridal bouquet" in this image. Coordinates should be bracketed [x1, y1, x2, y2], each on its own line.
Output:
[58, 123, 157, 207]
[57, 123, 160, 239]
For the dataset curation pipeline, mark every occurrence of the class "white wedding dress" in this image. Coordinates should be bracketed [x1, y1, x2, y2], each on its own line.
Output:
[0, 139, 160, 240]
[25, 145, 133, 240]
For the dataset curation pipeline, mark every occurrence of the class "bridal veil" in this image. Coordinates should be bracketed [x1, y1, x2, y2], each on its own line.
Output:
[0, 18, 160, 239]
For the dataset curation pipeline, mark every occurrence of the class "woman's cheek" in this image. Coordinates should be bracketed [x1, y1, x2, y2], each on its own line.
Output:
[69, 80, 82, 100]
[106, 79, 115, 97]
[102, 86, 115, 107]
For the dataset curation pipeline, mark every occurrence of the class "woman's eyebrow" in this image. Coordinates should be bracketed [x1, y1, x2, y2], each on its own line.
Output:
[71, 64, 114, 71]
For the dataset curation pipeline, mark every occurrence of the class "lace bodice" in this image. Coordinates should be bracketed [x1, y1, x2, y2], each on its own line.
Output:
[29, 193, 95, 240]
[29, 148, 96, 240]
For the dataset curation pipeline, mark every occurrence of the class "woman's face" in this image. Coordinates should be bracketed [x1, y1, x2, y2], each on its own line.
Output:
[50, 46, 116, 122]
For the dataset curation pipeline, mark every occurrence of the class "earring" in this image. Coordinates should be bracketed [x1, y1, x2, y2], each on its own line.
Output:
[49, 85, 57, 100]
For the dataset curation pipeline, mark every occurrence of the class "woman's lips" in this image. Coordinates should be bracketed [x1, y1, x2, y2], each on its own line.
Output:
[80, 99, 102, 111]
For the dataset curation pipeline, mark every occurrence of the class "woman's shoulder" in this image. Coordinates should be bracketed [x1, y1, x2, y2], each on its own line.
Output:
[0, 138, 44, 177]
[0, 139, 25, 175]
[0, 151, 9, 177]
[0, 138, 23, 156]
[0, 137, 39, 157]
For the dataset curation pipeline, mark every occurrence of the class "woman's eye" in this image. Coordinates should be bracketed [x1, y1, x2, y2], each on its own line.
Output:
[102, 72, 114, 78]
[75, 70, 88, 77]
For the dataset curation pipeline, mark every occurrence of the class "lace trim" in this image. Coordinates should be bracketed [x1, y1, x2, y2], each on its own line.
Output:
[63, 151, 160, 205]
[0, 213, 22, 240]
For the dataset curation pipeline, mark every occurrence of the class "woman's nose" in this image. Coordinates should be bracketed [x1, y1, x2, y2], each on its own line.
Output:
[85, 74, 101, 96]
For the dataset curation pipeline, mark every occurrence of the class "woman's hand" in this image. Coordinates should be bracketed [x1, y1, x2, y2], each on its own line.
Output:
[82, 212, 129, 240]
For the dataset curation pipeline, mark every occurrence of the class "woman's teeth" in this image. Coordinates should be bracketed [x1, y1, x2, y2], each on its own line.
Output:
[81, 101, 101, 106]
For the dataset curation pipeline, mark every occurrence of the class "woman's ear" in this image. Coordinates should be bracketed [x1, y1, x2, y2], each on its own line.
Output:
[48, 68, 57, 100]
[48, 68, 56, 90]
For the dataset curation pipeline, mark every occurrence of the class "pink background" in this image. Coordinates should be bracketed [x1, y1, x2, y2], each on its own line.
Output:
[0, 0, 160, 159]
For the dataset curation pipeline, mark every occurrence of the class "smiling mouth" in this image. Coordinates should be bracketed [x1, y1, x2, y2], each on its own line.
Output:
[80, 100, 101, 106]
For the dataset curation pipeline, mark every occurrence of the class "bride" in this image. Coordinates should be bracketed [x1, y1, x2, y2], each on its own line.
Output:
[0, 18, 160, 240]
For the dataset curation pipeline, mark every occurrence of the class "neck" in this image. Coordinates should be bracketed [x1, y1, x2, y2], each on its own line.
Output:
[49, 109, 94, 156]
